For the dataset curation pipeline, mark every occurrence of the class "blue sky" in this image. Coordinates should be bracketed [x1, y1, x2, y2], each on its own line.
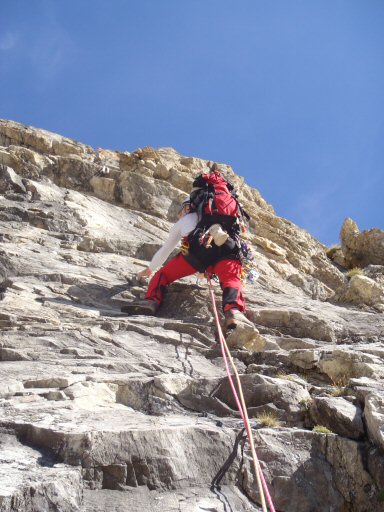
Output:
[1, 0, 383, 246]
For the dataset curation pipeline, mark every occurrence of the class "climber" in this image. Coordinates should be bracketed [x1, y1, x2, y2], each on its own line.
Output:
[121, 162, 250, 330]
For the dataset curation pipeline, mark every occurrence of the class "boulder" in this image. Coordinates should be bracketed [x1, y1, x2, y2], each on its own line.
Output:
[216, 373, 310, 423]
[338, 274, 384, 308]
[309, 396, 364, 439]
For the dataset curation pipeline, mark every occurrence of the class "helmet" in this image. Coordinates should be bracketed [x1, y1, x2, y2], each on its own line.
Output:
[178, 195, 191, 213]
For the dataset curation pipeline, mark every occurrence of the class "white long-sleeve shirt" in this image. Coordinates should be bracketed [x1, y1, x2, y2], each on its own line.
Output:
[148, 212, 198, 271]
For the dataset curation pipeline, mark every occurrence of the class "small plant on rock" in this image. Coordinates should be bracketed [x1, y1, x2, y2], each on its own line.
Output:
[313, 425, 333, 434]
[299, 398, 312, 412]
[326, 245, 340, 259]
[277, 372, 308, 385]
[346, 267, 365, 279]
[277, 372, 296, 382]
[330, 375, 348, 397]
[256, 411, 282, 428]
[330, 385, 345, 397]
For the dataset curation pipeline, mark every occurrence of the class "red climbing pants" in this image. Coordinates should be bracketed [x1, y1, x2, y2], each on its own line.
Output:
[145, 254, 245, 312]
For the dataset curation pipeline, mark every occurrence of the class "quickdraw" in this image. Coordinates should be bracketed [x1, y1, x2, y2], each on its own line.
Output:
[239, 240, 260, 283]
[180, 238, 190, 256]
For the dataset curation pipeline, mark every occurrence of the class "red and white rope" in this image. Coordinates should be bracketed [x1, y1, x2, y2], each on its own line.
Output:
[207, 277, 276, 512]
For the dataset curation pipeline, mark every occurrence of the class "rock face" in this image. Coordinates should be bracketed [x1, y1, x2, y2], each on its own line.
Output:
[332, 265, 384, 312]
[0, 119, 384, 512]
[340, 217, 384, 268]
[327, 220, 384, 310]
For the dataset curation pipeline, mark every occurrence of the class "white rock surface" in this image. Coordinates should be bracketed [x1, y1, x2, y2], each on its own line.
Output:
[0, 119, 383, 511]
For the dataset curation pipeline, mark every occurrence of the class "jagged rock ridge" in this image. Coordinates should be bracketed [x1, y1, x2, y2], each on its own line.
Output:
[0, 119, 384, 512]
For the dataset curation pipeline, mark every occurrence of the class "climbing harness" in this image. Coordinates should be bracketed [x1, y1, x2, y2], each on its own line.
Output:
[207, 277, 276, 512]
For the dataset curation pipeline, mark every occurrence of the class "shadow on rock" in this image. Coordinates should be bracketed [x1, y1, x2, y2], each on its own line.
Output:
[66, 282, 131, 312]
[159, 282, 215, 322]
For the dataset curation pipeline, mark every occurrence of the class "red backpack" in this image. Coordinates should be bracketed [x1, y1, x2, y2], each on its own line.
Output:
[190, 169, 249, 234]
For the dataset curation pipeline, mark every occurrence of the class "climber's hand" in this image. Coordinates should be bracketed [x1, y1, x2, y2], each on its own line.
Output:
[137, 267, 152, 279]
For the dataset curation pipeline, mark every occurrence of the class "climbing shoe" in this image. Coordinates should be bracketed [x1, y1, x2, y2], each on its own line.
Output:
[223, 308, 249, 330]
[121, 299, 159, 316]
[226, 324, 266, 351]
[223, 309, 266, 351]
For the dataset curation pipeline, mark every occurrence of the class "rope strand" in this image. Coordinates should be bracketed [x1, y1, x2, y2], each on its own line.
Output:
[207, 277, 276, 512]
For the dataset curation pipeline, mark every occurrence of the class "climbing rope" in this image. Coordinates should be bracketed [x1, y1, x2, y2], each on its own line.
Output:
[207, 277, 276, 512]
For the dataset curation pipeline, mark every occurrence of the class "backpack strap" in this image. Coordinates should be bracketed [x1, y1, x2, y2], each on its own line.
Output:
[207, 185, 217, 214]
